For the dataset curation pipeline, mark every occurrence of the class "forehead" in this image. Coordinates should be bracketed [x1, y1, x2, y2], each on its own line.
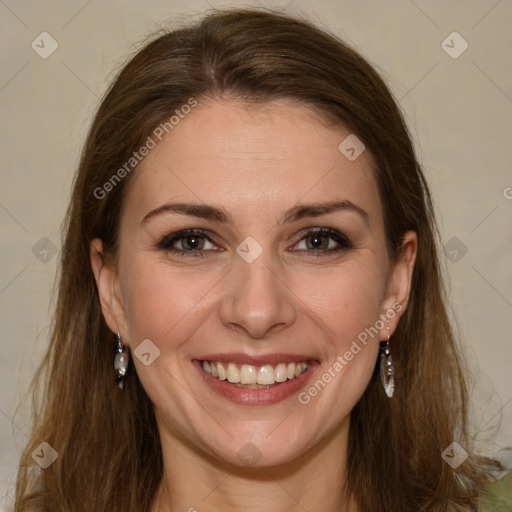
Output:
[123, 98, 382, 229]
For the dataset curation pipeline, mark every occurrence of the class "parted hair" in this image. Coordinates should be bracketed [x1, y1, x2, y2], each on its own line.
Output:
[15, 8, 500, 511]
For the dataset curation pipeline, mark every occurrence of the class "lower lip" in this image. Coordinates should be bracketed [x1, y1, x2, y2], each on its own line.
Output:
[193, 360, 319, 406]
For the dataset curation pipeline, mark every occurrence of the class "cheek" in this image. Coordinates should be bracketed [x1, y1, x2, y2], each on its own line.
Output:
[295, 262, 385, 406]
[121, 251, 387, 349]
[293, 259, 386, 345]
[120, 257, 220, 345]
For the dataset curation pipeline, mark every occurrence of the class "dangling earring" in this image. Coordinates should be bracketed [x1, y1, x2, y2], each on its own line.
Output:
[379, 327, 394, 398]
[114, 332, 129, 390]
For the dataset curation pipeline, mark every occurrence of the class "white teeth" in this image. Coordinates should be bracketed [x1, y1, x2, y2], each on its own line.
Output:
[295, 363, 306, 378]
[257, 365, 275, 385]
[203, 360, 309, 386]
[240, 364, 257, 384]
[227, 362, 240, 383]
[217, 362, 227, 380]
[275, 363, 287, 382]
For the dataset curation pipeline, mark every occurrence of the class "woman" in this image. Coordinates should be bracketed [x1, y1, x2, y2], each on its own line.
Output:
[14, 8, 504, 511]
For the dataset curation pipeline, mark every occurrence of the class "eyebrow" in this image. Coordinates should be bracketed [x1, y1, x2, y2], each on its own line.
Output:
[141, 200, 370, 229]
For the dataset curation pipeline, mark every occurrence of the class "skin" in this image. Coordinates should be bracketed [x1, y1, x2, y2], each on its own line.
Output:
[90, 98, 417, 512]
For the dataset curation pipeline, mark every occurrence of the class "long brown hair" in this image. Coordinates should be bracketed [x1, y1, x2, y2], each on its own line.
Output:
[15, 8, 501, 511]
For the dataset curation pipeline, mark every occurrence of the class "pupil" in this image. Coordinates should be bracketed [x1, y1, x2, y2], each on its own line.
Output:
[184, 236, 202, 250]
[308, 234, 327, 250]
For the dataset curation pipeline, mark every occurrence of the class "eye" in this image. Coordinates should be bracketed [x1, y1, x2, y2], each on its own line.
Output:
[157, 227, 352, 259]
[292, 227, 352, 256]
[157, 229, 220, 257]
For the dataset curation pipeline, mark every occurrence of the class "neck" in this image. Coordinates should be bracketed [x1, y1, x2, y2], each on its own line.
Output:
[151, 415, 358, 512]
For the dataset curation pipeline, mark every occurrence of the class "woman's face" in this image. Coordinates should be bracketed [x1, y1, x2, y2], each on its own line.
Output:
[92, 98, 416, 468]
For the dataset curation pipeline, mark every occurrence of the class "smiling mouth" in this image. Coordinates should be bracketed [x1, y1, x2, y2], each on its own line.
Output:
[200, 360, 310, 388]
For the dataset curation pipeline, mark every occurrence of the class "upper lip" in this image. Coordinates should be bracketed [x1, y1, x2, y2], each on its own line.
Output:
[194, 353, 317, 366]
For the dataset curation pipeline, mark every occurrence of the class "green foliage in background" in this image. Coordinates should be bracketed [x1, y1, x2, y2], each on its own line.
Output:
[479, 470, 512, 511]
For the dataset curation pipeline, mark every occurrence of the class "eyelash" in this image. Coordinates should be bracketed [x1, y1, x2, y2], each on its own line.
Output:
[157, 227, 353, 258]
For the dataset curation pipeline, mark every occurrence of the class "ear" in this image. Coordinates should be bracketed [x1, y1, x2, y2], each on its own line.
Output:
[90, 238, 129, 342]
[379, 230, 417, 339]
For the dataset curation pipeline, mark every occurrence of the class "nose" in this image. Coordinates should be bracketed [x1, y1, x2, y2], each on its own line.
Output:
[218, 251, 297, 340]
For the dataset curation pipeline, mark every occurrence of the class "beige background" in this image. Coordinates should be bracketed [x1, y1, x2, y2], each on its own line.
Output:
[1, 0, 511, 508]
